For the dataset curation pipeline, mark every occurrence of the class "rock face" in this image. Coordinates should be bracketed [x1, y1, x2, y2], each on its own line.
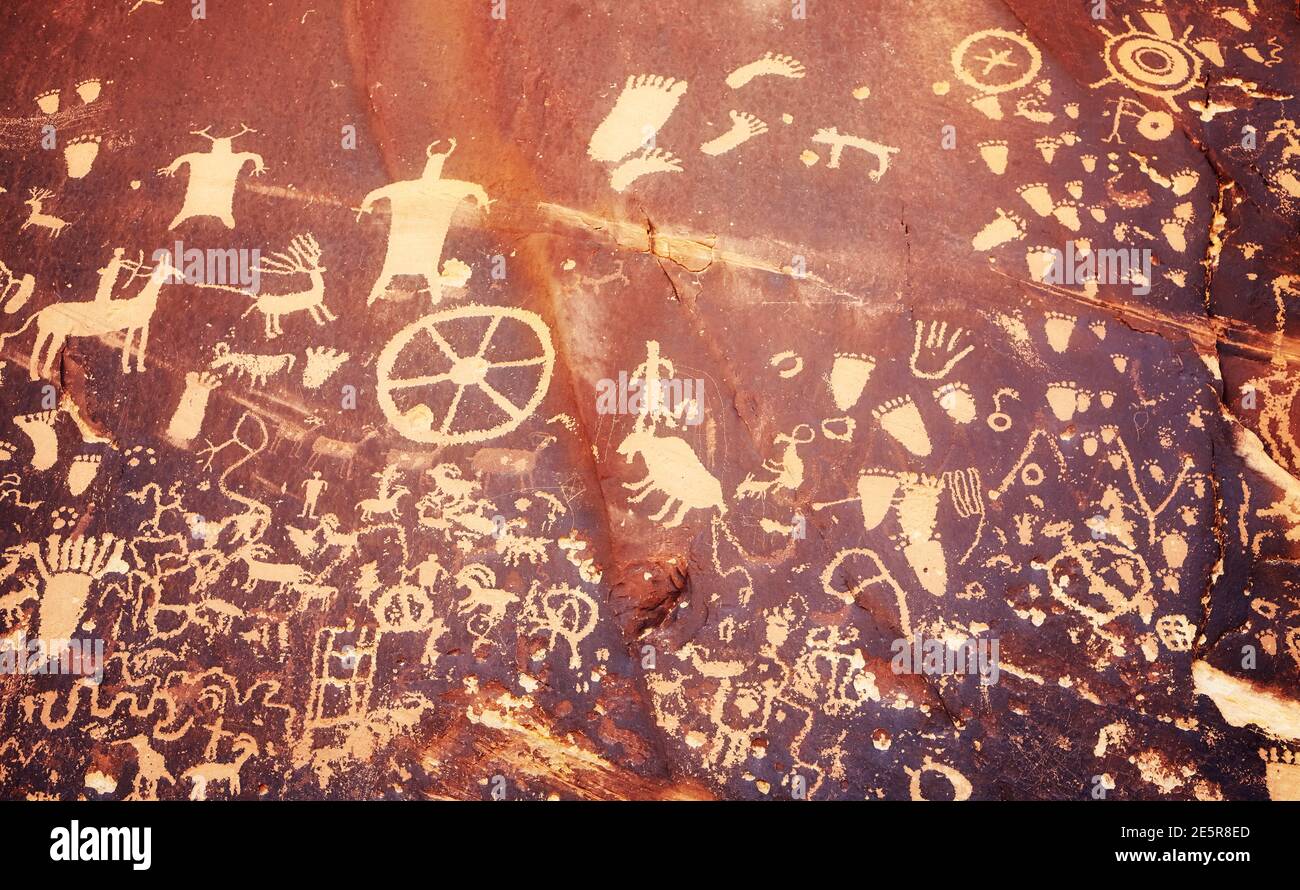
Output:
[0, 0, 1298, 801]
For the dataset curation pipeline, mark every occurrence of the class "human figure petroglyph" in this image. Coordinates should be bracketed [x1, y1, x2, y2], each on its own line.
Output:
[736, 424, 813, 499]
[158, 125, 266, 229]
[301, 472, 326, 518]
[358, 464, 409, 524]
[93, 248, 138, 303]
[357, 139, 490, 306]
[1, 253, 180, 380]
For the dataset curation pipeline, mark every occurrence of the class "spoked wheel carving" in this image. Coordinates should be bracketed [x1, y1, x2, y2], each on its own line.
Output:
[377, 305, 554, 445]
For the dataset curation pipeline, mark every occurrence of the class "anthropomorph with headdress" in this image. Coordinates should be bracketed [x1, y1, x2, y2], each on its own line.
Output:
[158, 124, 266, 230]
[357, 138, 492, 306]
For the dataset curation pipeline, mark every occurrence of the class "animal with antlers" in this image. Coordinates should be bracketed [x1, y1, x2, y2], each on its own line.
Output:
[242, 234, 335, 338]
[20, 188, 70, 238]
[158, 124, 266, 230]
[1, 254, 181, 380]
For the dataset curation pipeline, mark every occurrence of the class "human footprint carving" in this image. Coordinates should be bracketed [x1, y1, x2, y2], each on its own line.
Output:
[1052, 200, 1082, 232]
[977, 140, 1008, 174]
[66, 454, 101, 496]
[700, 111, 769, 156]
[14, 411, 59, 471]
[610, 148, 683, 192]
[909, 320, 974, 380]
[64, 135, 102, 179]
[74, 78, 103, 104]
[1017, 182, 1054, 216]
[872, 396, 932, 457]
[855, 470, 901, 531]
[971, 208, 1024, 251]
[35, 89, 60, 115]
[829, 353, 875, 411]
[1046, 382, 1089, 421]
[588, 75, 688, 163]
[895, 474, 947, 596]
[725, 52, 806, 88]
[1044, 312, 1076, 353]
[934, 382, 976, 424]
[815, 470, 947, 595]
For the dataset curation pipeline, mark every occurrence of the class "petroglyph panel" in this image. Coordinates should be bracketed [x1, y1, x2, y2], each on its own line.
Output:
[0, 0, 1298, 801]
